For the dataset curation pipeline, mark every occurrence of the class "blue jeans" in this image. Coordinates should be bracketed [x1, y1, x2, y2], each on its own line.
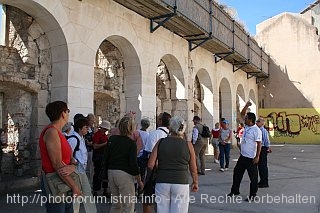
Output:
[45, 202, 73, 213]
[41, 175, 73, 213]
[219, 143, 230, 169]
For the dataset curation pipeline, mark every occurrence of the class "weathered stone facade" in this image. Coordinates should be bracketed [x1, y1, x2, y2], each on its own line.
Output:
[0, 6, 51, 177]
[0, 0, 260, 182]
[94, 40, 122, 125]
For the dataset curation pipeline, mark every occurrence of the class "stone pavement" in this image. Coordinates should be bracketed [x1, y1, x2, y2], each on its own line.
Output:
[0, 144, 320, 213]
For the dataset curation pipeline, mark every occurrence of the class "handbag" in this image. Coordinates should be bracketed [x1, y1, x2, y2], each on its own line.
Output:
[42, 171, 81, 201]
[143, 138, 163, 196]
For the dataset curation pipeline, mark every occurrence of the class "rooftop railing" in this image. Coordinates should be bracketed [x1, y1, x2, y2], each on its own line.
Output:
[113, 0, 269, 82]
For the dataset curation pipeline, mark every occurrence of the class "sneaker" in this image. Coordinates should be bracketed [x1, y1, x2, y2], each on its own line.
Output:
[224, 167, 228, 171]
[219, 168, 224, 172]
[214, 159, 219, 164]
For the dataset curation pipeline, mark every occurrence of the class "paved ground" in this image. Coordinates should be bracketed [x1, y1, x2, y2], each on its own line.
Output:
[1, 144, 320, 213]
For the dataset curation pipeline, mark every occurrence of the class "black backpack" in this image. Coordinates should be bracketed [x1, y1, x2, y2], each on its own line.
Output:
[65, 135, 80, 157]
[201, 125, 211, 138]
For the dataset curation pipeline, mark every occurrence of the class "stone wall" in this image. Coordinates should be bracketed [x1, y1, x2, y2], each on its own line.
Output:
[0, 6, 51, 177]
[94, 41, 122, 126]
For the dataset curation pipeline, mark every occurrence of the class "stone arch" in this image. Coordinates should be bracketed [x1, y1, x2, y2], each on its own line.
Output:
[0, 1, 68, 176]
[236, 84, 246, 123]
[0, 0, 69, 100]
[249, 89, 257, 115]
[219, 78, 232, 123]
[193, 69, 213, 127]
[157, 54, 186, 119]
[94, 35, 141, 124]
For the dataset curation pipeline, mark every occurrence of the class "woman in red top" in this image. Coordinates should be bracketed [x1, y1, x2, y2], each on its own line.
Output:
[210, 122, 220, 164]
[92, 120, 110, 196]
[235, 123, 244, 149]
[39, 101, 80, 213]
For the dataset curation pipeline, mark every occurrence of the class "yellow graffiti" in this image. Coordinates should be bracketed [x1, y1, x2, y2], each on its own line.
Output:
[259, 108, 320, 144]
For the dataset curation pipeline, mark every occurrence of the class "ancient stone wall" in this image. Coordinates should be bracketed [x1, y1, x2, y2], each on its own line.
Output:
[0, 6, 51, 177]
[94, 41, 122, 126]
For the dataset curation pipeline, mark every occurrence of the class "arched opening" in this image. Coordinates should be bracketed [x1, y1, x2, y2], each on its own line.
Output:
[94, 36, 141, 126]
[193, 69, 213, 127]
[219, 78, 232, 123]
[236, 84, 246, 123]
[249, 89, 257, 115]
[156, 54, 186, 120]
[0, 1, 68, 177]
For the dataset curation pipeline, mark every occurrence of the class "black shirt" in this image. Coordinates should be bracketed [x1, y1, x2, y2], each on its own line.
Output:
[105, 135, 139, 176]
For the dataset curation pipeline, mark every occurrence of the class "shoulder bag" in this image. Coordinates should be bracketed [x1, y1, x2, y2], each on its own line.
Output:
[42, 171, 81, 202]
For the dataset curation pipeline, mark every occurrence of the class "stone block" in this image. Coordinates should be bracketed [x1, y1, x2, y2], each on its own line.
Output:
[28, 22, 43, 40]
[37, 90, 49, 108]
[39, 49, 51, 64]
[37, 36, 50, 50]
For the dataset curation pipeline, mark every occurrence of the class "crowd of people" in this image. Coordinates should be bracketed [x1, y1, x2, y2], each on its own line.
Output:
[39, 100, 270, 213]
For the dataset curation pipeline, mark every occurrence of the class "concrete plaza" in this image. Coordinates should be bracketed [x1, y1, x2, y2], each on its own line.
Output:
[0, 144, 319, 213]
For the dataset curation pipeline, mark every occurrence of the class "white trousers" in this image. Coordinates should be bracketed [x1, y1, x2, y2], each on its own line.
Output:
[155, 183, 189, 213]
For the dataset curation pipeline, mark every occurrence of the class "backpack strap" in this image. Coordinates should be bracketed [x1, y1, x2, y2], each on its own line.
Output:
[66, 135, 80, 158]
[158, 128, 169, 136]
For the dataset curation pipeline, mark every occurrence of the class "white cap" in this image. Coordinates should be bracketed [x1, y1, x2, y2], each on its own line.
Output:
[99, 120, 111, 129]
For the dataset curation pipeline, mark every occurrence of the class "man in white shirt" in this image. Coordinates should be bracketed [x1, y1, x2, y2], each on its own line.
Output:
[228, 101, 262, 201]
[144, 112, 171, 154]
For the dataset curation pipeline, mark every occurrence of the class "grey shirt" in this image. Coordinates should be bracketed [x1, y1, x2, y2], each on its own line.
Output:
[156, 136, 190, 184]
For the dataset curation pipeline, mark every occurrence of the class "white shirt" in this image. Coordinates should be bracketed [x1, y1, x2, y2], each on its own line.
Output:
[192, 128, 199, 144]
[240, 124, 262, 158]
[67, 131, 88, 173]
[137, 130, 149, 157]
[144, 127, 169, 152]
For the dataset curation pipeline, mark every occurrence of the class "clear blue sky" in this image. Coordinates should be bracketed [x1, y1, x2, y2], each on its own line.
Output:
[219, 0, 315, 35]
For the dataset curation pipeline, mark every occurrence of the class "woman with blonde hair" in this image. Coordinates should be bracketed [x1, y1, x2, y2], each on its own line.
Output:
[103, 116, 144, 213]
[148, 116, 199, 213]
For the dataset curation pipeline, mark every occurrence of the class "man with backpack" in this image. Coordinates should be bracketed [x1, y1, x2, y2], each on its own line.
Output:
[192, 116, 211, 175]
[67, 118, 97, 213]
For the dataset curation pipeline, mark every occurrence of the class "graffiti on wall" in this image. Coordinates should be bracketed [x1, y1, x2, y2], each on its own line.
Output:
[259, 108, 320, 144]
